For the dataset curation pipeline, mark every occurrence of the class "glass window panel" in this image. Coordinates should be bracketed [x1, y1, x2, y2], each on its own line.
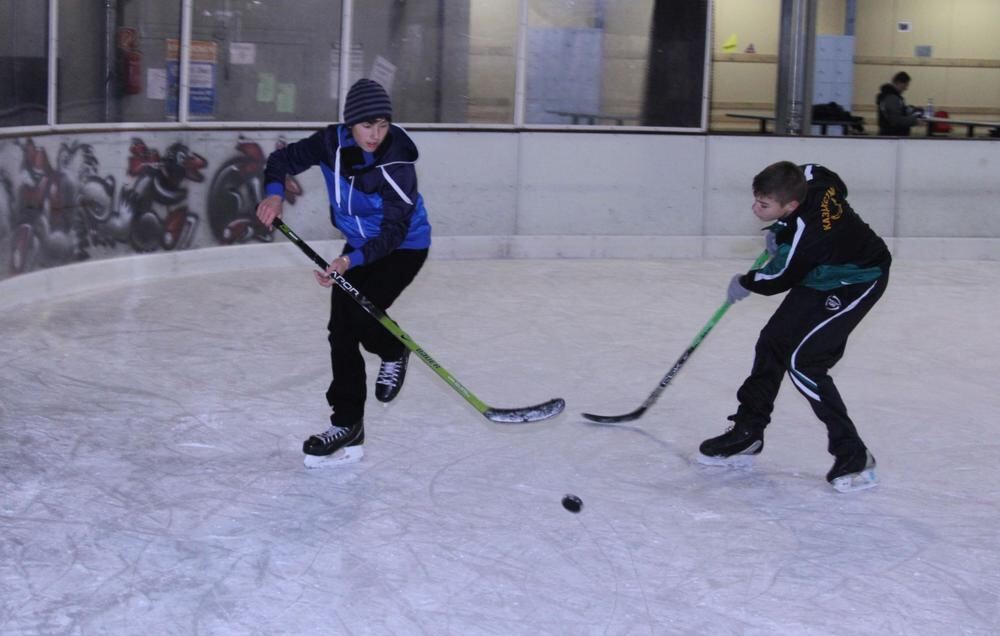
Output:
[191, 0, 342, 122]
[57, 0, 183, 124]
[56, 2, 118, 123]
[526, 0, 708, 127]
[0, 0, 48, 127]
[351, 0, 517, 124]
[467, 1, 518, 123]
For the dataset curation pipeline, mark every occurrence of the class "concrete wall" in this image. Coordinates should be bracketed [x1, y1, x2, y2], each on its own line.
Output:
[419, 130, 999, 261]
[1, 128, 997, 309]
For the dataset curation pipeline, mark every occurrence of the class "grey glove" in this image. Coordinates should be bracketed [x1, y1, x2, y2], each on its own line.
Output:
[765, 230, 779, 256]
[727, 274, 750, 304]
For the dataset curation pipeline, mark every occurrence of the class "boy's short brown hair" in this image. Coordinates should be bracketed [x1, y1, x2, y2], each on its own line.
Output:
[752, 161, 807, 206]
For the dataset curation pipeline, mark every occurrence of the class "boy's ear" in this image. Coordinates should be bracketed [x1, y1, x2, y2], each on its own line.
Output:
[783, 199, 801, 215]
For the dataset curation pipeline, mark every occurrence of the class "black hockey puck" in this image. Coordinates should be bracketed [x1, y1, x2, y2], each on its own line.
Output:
[561, 494, 583, 513]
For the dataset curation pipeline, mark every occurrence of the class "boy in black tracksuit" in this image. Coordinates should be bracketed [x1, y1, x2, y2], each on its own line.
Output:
[698, 161, 891, 492]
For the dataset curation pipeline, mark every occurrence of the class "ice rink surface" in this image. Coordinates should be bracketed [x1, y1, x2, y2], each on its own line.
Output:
[2, 257, 998, 635]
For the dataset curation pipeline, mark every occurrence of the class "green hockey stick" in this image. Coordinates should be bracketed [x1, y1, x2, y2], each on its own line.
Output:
[582, 249, 771, 423]
[273, 219, 565, 423]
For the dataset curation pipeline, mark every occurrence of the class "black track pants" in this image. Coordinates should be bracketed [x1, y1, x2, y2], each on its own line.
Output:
[734, 272, 889, 456]
[326, 248, 428, 425]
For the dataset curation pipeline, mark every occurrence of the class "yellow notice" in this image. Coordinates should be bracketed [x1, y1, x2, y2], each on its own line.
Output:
[722, 33, 739, 52]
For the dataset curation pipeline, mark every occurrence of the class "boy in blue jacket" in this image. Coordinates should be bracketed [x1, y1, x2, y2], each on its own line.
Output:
[256, 79, 431, 468]
[699, 161, 890, 492]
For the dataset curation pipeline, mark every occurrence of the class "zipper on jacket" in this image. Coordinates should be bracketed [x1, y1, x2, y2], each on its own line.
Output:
[347, 176, 366, 238]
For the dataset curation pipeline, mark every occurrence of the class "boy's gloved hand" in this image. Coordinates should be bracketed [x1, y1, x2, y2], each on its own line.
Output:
[727, 274, 750, 304]
[765, 231, 779, 256]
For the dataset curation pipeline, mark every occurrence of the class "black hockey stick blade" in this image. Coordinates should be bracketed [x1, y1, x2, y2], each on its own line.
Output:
[581, 405, 647, 424]
[485, 398, 566, 423]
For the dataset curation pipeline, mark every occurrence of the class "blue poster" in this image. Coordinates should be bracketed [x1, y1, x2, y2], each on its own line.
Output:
[165, 39, 217, 119]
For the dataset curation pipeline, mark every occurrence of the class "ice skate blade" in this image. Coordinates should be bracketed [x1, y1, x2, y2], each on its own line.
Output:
[696, 452, 756, 468]
[303, 446, 364, 469]
[830, 468, 878, 493]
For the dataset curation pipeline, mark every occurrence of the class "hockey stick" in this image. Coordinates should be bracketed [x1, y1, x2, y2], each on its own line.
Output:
[582, 250, 770, 423]
[273, 219, 565, 423]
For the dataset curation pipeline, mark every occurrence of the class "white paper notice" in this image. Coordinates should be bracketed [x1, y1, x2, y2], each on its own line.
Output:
[230, 42, 256, 65]
[147, 68, 167, 100]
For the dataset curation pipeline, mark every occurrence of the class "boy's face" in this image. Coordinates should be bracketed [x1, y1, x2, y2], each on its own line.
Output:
[752, 193, 799, 221]
[350, 118, 390, 153]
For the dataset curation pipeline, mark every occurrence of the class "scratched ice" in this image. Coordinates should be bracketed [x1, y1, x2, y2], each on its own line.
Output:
[1, 258, 998, 635]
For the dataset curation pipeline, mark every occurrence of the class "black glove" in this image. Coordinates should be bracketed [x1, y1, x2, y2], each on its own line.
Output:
[727, 274, 750, 304]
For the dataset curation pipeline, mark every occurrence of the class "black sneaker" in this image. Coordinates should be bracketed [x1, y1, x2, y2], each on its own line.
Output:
[375, 350, 410, 403]
[827, 448, 877, 492]
[697, 416, 764, 466]
[302, 418, 365, 456]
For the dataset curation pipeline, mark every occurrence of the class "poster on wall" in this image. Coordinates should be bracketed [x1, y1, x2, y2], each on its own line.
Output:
[525, 27, 602, 125]
[147, 68, 167, 100]
[329, 44, 365, 100]
[370, 56, 396, 92]
[165, 39, 217, 119]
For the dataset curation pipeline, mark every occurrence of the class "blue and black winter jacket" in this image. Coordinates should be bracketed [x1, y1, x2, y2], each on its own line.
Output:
[263, 124, 431, 268]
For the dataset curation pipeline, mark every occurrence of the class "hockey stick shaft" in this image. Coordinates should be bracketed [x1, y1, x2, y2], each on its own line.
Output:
[582, 250, 770, 423]
[273, 219, 564, 423]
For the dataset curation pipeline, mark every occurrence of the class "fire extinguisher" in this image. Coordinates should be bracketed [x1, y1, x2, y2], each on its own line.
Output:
[124, 49, 143, 95]
[117, 27, 142, 95]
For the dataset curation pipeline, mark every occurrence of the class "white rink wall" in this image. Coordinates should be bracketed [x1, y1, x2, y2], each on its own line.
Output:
[1, 129, 997, 309]
[417, 132, 1000, 262]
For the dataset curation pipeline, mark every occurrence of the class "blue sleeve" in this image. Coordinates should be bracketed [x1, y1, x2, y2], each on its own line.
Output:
[263, 128, 333, 199]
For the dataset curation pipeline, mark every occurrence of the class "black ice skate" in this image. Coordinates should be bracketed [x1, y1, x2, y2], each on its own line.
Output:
[302, 418, 365, 468]
[375, 349, 410, 403]
[696, 416, 764, 468]
[827, 448, 877, 493]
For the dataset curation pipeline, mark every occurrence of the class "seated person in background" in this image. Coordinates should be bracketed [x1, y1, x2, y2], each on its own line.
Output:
[876, 71, 923, 136]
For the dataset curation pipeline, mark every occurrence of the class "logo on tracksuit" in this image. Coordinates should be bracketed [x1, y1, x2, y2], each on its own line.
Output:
[825, 295, 842, 311]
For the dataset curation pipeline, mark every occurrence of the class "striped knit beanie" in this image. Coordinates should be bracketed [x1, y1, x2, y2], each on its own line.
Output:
[343, 79, 393, 126]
